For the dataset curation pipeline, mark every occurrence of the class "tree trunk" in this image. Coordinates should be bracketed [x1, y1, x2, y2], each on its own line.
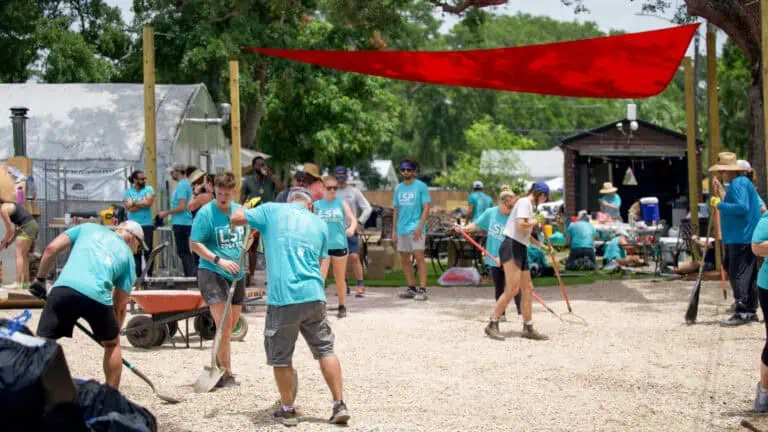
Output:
[241, 64, 268, 150]
[748, 73, 766, 197]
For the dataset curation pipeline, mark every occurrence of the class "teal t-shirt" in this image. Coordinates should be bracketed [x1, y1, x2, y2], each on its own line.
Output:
[527, 244, 547, 268]
[468, 192, 493, 221]
[393, 180, 431, 236]
[753, 213, 768, 290]
[122, 185, 155, 227]
[170, 178, 193, 226]
[246, 203, 329, 306]
[567, 221, 596, 249]
[190, 201, 246, 281]
[602, 236, 627, 262]
[53, 223, 136, 306]
[314, 198, 348, 251]
[474, 207, 509, 268]
[600, 194, 622, 218]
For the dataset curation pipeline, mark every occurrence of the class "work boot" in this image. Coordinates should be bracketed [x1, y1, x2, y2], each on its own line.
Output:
[215, 375, 240, 389]
[398, 287, 418, 299]
[522, 324, 549, 341]
[329, 401, 350, 425]
[720, 313, 754, 327]
[755, 383, 768, 413]
[337, 305, 347, 319]
[485, 320, 504, 341]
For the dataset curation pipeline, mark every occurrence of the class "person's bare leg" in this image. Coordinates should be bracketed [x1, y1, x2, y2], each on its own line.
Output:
[491, 260, 522, 320]
[521, 271, 533, 322]
[413, 249, 427, 288]
[761, 363, 768, 389]
[15, 239, 32, 286]
[209, 303, 234, 375]
[274, 366, 297, 405]
[247, 247, 257, 285]
[332, 256, 348, 306]
[321, 258, 331, 280]
[103, 339, 123, 388]
[400, 252, 416, 287]
[319, 355, 343, 401]
[350, 253, 364, 281]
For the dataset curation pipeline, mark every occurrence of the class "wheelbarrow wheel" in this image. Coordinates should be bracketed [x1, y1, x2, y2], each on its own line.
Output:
[194, 313, 216, 340]
[153, 323, 169, 347]
[167, 321, 179, 338]
[125, 315, 159, 349]
[231, 316, 248, 341]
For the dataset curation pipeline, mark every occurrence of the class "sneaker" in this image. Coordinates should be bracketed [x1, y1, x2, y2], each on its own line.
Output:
[398, 287, 418, 299]
[755, 383, 768, 413]
[355, 287, 365, 298]
[215, 375, 240, 388]
[720, 313, 754, 327]
[484, 321, 504, 341]
[329, 401, 350, 425]
[522, 324, 549, 341]
[337, 305, 347, 319]
[273, 407, 298, 427]
[414, 288, 428, 301]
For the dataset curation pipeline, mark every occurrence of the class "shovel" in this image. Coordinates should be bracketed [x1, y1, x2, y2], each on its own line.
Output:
[194, 228, 252, 393]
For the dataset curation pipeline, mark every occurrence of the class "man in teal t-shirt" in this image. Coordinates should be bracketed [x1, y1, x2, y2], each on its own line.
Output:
[232, 188, 351, 426]
[392, 159, 432, 301]
[160, 164, 195, 276]
[33, 221, 145, 389]
[468, 181, 493, 222]
[566, 211, 597, 270]
[123, 170, 155, 277]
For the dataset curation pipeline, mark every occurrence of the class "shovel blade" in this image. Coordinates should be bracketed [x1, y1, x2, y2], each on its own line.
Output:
[194, 367, 225, 393]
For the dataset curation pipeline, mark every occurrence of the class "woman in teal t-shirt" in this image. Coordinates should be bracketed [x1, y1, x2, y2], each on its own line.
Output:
[750, 213, 768, 412]
[314, 176, 358, 318]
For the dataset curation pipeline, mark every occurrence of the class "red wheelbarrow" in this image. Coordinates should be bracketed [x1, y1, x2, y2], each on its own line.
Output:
[122, 290, 252, 349]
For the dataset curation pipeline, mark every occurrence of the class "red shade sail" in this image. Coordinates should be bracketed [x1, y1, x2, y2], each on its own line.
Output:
[244, 24, 698, 99]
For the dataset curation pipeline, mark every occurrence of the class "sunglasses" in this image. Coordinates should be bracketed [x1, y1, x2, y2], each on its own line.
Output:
[399, 168, 414, 173]
[326, 186, 338, 191]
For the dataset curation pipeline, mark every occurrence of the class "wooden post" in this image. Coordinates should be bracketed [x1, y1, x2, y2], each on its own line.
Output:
[762, 0, 768, 193]
[707, 22, 723, 272]
[685, 57, 699, 234]
[143, 26, 159, 263]
[229, 60, 242, 201]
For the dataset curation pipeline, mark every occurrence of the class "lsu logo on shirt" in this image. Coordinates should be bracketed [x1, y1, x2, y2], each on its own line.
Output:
[488, 222, 504, 240]
[398, 192, 417, 206]
[215, 226, 245, 249]
[317, 208, 344, 223]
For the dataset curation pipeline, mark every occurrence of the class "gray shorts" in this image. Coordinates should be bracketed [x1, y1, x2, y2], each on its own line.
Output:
[397, 233, 426, 253]
[264, 301, 335, 367]
[198, 269, 246, 305]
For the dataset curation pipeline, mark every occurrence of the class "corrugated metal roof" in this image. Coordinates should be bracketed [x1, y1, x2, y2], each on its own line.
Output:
[480, 148, 563, 180]
[0, 83, 201, 161]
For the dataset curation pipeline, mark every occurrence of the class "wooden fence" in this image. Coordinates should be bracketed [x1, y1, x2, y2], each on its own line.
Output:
[363, 190, 470, 210]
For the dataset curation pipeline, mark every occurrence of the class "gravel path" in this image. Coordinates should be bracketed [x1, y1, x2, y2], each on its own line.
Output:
[2, 279, 763, 431]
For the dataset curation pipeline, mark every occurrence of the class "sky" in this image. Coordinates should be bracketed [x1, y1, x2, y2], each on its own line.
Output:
[105, 0, 717, 55]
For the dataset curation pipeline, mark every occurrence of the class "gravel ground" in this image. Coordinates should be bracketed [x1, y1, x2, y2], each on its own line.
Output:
[2, 279, 764, 432]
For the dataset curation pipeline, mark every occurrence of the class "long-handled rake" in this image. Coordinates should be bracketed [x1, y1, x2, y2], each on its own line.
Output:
[457, 229, 559, 318]
[542, 232, 588, 325]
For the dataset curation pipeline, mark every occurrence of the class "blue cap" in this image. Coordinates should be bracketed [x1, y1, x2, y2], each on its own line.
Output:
[533, 181, 550, 196]
[335, 166, 348, 180]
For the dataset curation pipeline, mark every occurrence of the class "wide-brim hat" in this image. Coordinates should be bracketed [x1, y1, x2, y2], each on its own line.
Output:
[709, 152, 744, 172]
[599, 182, 618, 194]
[302, 163, 321, 179]
[188, 169, 206, 184]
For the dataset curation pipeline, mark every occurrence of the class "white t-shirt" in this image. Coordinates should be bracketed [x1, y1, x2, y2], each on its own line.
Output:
[502, 197, 534, 245]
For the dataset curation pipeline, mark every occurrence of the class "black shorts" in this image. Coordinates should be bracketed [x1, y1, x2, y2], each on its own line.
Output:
[36, 286, 120, 342]
[198, 269, 246, 305]
[328, 249, 349, 258]
[499, 237, 529, 271]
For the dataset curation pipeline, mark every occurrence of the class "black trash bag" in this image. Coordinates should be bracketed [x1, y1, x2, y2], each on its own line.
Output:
[0, 316, 85, 432]
[75, 379, 157, 432]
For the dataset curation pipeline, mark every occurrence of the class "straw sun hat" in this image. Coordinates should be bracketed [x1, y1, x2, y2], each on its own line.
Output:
[709, 152, 745, 172]
[599, 182, 618, 194]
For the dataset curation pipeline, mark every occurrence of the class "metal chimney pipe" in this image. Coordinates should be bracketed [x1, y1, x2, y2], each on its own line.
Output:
[10, 107, 29, 157]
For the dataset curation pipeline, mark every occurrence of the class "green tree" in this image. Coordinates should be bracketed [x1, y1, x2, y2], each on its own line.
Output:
[0, 0, 41, 82]
[719, 39, 750, 159]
